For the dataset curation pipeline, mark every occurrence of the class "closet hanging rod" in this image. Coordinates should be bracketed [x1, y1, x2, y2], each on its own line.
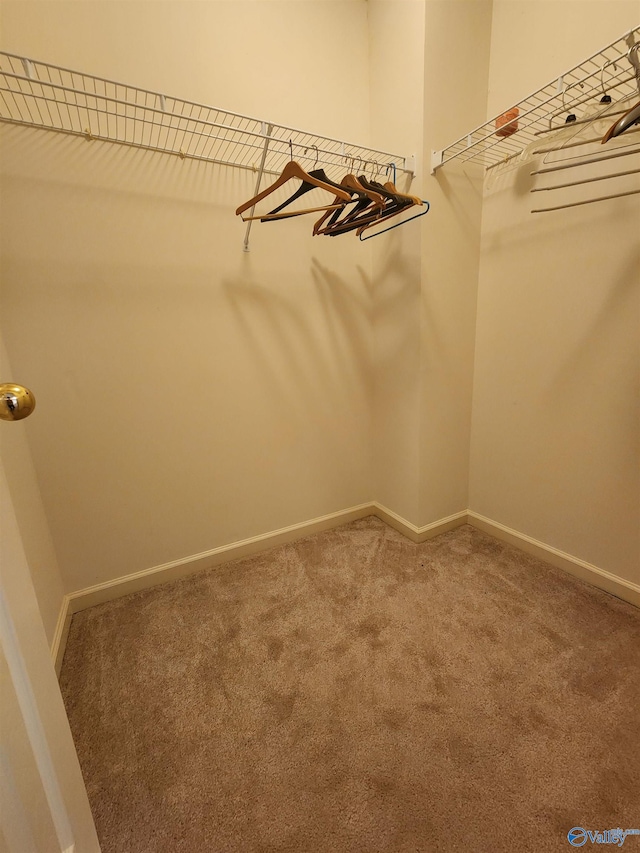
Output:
[431, 25, 640, 173]
[0, 50, 413, 184]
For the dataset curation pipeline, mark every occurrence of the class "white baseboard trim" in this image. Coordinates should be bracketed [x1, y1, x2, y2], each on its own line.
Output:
[373, 503, 468, 542]
[55, 502, 466, 670]
[66, 503, 377, 616]
[52, 504, 638, 673]
[467, 511, 640, 608]
[51, 595, 72, 677]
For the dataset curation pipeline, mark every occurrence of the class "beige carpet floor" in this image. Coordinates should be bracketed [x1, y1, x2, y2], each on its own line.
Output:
[60, 517, 640, 853]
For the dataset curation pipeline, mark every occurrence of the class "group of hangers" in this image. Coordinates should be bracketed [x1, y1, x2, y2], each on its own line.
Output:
[235, 145, 429, 241]
[601, 40, 640, 143]
[553, 92, 640, 144]
[561, 40, 640, 144]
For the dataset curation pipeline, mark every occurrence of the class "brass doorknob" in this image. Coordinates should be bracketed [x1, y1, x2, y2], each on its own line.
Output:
[0, 383, 36, 421]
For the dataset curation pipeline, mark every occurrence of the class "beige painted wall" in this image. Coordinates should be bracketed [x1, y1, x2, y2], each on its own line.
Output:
[0, 0, 371, 142]
[370, 0, 492, 530]
[2, 0, 636, 599]
[369, 0, 425, 524]
[0, 341, 65, 645]
[470, 1, 640, 583]
[420, 0, 492, 525]
[0, 0, 376, 592]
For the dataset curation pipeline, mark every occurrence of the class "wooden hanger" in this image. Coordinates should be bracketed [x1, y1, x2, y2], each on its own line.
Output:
[383, 182, 422, 205]
[311, 160, 424, 238]
[235, 160, 351, 219]
[357, 174, 399, 201]
[321, 177, 420, 236]
[259, 168, 367, 221]
[240, 204, 345, 222]
[323, 197, 416, 237]
[313, 172, 386, 234]
[367, 160, 421, 206]
[312, 192, 362, 234]
[318, 171, 415, 236]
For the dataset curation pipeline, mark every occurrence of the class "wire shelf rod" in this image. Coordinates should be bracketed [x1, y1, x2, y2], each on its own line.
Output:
[446, 63, 635, 167]
[0, 115, 287, 175]
[0, 83, 401, 172]
[432, 25, 640, 172]
[0, 71, 299, 141]
[0, 50, 410, 178]
[0, 113, 402, 183]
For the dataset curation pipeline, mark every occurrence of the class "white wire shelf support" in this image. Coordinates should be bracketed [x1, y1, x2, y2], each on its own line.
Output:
[0, 51, 412, 184]
[431, 26, 640, 174]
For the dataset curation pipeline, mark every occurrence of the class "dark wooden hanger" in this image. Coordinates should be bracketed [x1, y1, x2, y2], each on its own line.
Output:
[313, 191, 369, 234]
[317, 168, 416, 236]
[383, 181, 422, 205]
[357, 174, 399, 202]
[323, 196, 416, 237]
[313, 172, 387, 234]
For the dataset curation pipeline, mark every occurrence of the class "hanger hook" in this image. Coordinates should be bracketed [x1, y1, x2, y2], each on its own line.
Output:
[626, 41, 640, 92]
[289, 138, 293, 161]
[372, 160, 379, 180]
[561, 83, 577, 123]
[304, 144, 319, 167]
[599, 58, 618, 103]
[600, 62, 608, 98]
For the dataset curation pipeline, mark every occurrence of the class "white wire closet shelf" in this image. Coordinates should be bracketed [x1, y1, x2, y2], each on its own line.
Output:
[431, 26, 640, 173]
[0, 51, 412, 183]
